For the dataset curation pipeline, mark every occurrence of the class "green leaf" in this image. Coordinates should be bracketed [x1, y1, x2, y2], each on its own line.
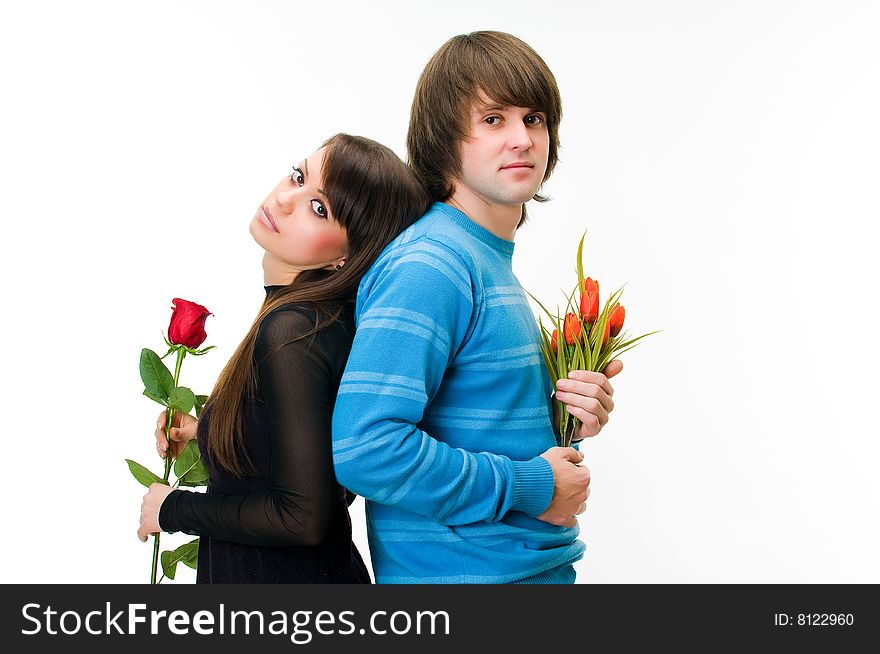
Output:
[140, 349, 174, 401]
[564, 283, 579, 316]
[576, 230, 587, 305]
[162, 539, 200, 580]
[142, 389, 168, 406]
[189, 345, 216, 356]
[174, 440, 209, 487]
[537, 317, 558, 382]
[125, 459, 167, 488]
[194, 394, 209, 419]
[597, 330, 662, 370]
[160, 549, 177, 580]
[179, 539, 200, 569]
[167, 386, 196, 414]
[523, 288, 560, 324]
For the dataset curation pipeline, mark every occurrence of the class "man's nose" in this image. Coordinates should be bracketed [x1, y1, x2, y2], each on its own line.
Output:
[507, 121, 533, 151]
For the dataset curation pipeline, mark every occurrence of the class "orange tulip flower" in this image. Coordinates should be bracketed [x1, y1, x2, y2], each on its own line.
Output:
[563, 312, 582, 345]
[580, 277, 599, 324]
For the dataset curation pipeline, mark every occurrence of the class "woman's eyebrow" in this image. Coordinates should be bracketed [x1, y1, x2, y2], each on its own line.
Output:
[302, 157, 328, 197]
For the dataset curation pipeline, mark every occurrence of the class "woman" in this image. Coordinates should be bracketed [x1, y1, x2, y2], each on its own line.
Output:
[137, 134, 430, 583]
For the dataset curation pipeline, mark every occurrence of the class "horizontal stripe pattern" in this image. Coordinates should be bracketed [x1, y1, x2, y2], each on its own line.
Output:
[332, 203, 582, 583]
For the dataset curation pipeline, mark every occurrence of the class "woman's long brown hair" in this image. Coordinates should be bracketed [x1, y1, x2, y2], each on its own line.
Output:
[205, 134, 430, 477]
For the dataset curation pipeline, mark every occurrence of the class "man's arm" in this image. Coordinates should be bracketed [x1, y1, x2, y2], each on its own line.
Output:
[331, 240, 555, 525]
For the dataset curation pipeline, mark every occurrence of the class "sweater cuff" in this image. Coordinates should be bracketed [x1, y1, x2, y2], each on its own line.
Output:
[158, 489, 185, 533]
[510, 457, 555, 517]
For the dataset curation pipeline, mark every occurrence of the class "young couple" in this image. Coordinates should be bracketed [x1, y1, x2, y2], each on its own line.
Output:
[137, 31, 622, 584]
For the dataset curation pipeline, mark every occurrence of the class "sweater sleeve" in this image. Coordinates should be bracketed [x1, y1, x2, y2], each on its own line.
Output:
[159, 307, 342, 547]
[331, 240, 553, 525]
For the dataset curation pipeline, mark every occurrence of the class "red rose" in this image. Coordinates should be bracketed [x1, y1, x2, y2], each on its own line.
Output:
[563, 312, 582, 346]
[580, 277, 600, 324]
[550, 329, 559, 354]
[168, 298, 212, 349]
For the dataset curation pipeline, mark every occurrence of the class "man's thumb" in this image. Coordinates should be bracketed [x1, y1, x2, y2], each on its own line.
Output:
[563, 448, 585, 462]
[603, 359, 623, 379]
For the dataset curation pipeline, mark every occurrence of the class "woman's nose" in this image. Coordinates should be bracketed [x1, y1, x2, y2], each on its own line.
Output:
[274, 186, 299, 212]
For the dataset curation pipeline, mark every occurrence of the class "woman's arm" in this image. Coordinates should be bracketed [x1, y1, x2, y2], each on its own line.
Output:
[154, 307, 345, 547]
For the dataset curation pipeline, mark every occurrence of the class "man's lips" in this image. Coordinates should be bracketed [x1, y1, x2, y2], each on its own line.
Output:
[260, 206, 279, 233]
[500, 162, 534, 170]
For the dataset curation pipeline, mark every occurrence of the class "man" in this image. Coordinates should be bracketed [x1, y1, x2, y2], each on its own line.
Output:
[331, 31, 621, 584]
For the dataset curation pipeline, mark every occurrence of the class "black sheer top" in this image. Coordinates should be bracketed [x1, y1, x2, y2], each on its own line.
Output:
[158, 287, 371, 583]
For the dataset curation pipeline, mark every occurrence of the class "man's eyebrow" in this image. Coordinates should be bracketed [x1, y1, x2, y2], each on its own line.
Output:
[471, 104, 547, 114]
[472, 103, 506, 113]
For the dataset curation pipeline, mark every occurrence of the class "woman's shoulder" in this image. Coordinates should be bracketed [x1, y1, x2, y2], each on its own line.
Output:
[257, 301, 354, 348]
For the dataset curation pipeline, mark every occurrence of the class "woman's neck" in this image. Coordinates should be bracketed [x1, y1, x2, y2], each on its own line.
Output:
[262, 252, 300, 286]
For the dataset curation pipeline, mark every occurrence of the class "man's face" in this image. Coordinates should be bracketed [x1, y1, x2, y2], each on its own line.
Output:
[454, 93, 550, 210]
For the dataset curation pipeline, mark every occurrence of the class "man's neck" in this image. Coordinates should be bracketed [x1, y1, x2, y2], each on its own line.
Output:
[445, 189, 521, 242]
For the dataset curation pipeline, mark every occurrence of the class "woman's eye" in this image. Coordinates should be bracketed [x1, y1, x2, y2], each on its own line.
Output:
[526, 114, 544, 125]
[290, 167, 304, 185]
[485, 116, 501, 125]
[311, 199, 327, 218]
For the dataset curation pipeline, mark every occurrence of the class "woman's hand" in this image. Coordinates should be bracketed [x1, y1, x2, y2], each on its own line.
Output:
[138, 483, 175, 542]
[155, 410, 198, 460]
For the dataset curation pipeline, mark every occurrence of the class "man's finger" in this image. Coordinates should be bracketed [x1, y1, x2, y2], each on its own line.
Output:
[555, 385, 613, 413]
[565, 370, 613, 398]
[602, 359, 623, 380]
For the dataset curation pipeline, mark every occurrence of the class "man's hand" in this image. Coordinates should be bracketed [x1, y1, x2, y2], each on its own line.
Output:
[536, 447, 590, 528]
[155, 411, 198, 460]
[555, 359, 623, 440]
[138, 483, 175, 542]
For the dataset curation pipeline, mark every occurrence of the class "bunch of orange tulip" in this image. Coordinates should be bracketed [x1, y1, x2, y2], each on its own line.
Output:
[530, 234, 657, 446]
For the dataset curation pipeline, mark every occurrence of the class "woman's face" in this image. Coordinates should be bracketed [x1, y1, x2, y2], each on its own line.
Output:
[250, 147, 348, 273]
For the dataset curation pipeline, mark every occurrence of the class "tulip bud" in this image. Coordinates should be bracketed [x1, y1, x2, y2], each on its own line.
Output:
[168, 298, 212, 349]
[580, 277, 600, 324]
[550, 329, 559, 354]
[609, 303, 625, 337]
[563, 312, 582, 346]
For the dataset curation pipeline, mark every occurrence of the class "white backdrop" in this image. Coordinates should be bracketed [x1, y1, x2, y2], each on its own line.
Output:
[1, 0, 878, 583]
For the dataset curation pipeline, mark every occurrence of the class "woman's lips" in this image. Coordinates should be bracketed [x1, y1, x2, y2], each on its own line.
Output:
[260, 206, 279, 233]
[501, 162, 534, 170]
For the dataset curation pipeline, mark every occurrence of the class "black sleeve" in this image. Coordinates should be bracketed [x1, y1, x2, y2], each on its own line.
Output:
[160, 307, 343, 547]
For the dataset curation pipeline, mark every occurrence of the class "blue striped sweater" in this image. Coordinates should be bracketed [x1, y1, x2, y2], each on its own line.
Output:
[331, 202, 585, 583]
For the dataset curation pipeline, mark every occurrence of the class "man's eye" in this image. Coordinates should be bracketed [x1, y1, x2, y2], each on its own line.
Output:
[311, 199, 327, 218]
[526, 114, 544, 125]
[290, 167, 304, 185]
[485, 116, 501, 125]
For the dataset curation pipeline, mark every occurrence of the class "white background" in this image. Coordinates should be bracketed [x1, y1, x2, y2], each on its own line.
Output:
[1, 0, 878, 583]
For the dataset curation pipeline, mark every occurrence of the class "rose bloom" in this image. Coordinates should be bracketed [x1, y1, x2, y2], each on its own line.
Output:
[168, 298, 212, 349]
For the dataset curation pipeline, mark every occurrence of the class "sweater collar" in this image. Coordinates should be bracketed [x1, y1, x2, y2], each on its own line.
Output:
[432, 202, 516, 258]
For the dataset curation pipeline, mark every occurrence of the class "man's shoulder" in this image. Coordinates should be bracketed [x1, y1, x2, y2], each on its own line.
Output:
[365, 203, 477, 278]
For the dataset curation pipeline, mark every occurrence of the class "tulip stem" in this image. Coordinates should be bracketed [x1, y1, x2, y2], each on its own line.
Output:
[151, 347, 187, 585]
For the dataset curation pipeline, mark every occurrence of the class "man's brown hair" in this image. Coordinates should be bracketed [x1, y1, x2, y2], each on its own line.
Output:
[406, 31, 562, 225]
